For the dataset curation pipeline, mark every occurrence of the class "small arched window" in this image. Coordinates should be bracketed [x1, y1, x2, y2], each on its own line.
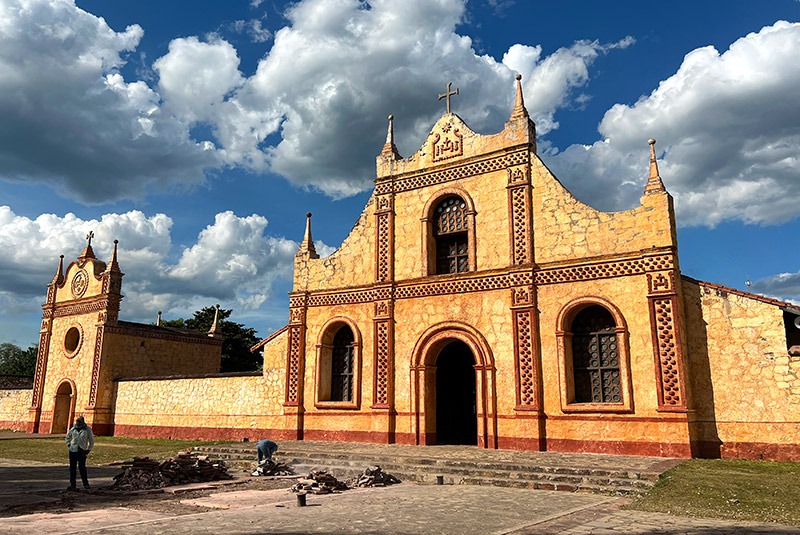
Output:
[330, 326, 355, 402]
[571, 305, 621, 403]
[434, 196, 469, 274]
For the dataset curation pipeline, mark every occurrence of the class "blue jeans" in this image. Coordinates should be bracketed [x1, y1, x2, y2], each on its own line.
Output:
[69, 449, 89, 488]
[256, 440, 278, 463]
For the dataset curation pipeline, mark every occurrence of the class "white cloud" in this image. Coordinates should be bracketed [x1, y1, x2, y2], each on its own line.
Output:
[0, 0, 625, 203]
[0, 206, 297, 324]
[0, 0, 217, 202]
[751, 272, 800, 304]
[548, 21, 800, 226]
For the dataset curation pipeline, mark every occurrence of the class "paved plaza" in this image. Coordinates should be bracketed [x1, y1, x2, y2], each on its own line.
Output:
[1, 457, 799, 534]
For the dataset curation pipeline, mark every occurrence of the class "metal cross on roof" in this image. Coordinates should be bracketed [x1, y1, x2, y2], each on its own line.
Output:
[86, 230, 94, 247]
[438, 82, 459, 114]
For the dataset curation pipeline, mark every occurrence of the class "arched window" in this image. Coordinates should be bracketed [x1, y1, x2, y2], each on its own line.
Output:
[556, 299, 632, 413]
[571, 306, 621, 403]
[330, 326, 355, 402]
[434, 196, 469, 274]
[315, 319, 361, 409]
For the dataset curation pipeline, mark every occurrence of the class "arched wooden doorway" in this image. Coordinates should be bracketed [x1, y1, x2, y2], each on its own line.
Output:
[51, 380, 76, 434]
[410, 322, 497, 448]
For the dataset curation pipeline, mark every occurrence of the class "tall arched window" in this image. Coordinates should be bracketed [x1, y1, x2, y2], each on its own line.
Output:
[330, 326, 355, 402]
[434, 196, 469, 274]
[315, 319, 361, 409]
[571, 305, 621, 403]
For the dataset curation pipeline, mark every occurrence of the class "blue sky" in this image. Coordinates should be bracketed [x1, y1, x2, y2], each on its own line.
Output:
[1, 0, 799, 347]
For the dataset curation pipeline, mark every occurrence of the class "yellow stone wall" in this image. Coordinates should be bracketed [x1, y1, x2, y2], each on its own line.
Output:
[103, 330, 221, 378]
[0, 389, 32, 430]
[683, 279, 800, 450]
[294, 196, 377, 291]
[113, 373, 285, 437]
[531, 158, 677, 263]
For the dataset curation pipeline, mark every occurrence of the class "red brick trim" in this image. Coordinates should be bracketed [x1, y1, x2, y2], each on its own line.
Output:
[682, 275, 796, 309]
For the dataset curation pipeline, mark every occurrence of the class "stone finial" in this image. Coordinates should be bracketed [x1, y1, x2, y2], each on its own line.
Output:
[157, 311, 162, 326]
[52, 255, 65, 285]
[106, 239, 122, 273]
[643, 138, 666, 195]
[208, 304, 222, 338]
[297, 212, 320, 259]
[509, 73, 530, 120]
[381, 114, 401, 158]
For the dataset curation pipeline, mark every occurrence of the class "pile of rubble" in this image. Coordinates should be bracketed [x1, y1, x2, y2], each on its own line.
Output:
[251, 461, 294, 477]
[290, 470, 349, 494]
[111, 452, 232, 491]
[346, 466, 401, 488]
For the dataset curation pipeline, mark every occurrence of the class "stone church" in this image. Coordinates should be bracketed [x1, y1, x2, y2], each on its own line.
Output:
[2, 76, 799, 461]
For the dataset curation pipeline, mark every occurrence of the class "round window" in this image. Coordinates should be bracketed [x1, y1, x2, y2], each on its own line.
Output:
[64, 326, 81, 356]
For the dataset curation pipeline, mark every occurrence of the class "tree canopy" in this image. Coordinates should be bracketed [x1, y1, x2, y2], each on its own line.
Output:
[160, 306, 263, 372]
[0, 343, 38, 376]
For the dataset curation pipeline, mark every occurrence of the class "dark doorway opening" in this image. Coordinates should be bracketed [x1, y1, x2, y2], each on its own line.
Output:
[435, 340, 477, 445]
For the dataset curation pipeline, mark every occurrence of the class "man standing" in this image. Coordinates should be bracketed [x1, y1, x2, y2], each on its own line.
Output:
[65, 416, 94, 490]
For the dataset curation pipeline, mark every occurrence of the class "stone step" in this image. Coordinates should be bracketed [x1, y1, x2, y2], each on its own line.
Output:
[194, 443, 664, 495]
[196, 446, 658, 482]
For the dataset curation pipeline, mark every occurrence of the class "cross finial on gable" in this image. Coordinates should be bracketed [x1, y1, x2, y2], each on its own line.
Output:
[86, 231, 94, 247]
[438, 82, 459, 114]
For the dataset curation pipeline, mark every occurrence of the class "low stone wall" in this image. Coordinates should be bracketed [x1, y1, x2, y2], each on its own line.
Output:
[0, 389, 32, 431]
[112, 369, 286, 440]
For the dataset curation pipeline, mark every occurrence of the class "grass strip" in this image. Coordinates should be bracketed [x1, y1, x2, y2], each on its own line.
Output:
[0, 437, 229, 465]
[626, 458, 800, 525]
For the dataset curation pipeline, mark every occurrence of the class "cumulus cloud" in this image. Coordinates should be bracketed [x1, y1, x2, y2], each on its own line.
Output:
[0, 0, 216, 202]
[751, 272, 800, 305]
[548, 21, 800, 226]
[0, 206, 297, 323]
[0, 0, 624, 202]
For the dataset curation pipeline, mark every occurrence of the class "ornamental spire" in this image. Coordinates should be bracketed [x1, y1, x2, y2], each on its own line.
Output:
[509, 73, 529, 120]
[106, 239, 121, 273]
[208, 304, 222, 338]
[297, 212, 319, 259]
[381, 114, 400, 158]
[52, 255, 64, 285]
[643, 138, 666, 195]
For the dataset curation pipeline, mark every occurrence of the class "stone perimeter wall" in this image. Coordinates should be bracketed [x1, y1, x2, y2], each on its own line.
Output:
[0, 389, 31, 431]
[683, 278, 800, 460]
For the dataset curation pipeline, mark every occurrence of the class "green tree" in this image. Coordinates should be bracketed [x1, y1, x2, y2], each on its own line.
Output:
[161, 307, 263, 372]
[0, 343, 38, 376]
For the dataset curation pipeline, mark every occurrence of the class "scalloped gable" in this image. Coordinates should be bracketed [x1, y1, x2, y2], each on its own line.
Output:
[376, 111, 535, 180]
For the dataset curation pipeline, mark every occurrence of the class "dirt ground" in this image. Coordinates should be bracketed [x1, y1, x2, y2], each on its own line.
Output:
[1, 476, 296, 518]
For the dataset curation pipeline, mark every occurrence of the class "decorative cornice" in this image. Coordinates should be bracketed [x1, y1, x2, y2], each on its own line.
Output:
[294, 252, 677, 308]
[375, 149, 529, 196]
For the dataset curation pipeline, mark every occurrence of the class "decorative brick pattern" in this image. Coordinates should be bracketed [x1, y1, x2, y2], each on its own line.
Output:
[509, 186, 530, 265]
[47, 298, 111, 319]
[375, 150, 528, 195]
[396, 271, 533, 299]
[651, 296, 684, 409]
[308, 290, 374, 307]
[30, 330, 51, 410]
[87, 325, 105, 407]
[535, 254, 673, 285]
[376, 212, 391, 282]
[514, 309, 538, 408]
[373, 320, 390, 406]
[285, 325, 302, 404]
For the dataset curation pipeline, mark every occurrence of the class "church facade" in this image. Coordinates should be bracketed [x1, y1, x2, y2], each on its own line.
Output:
[3, 77, 799, 460]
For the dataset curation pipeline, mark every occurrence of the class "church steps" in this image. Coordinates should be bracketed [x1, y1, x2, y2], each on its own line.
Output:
[193, 442, 668, 495]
